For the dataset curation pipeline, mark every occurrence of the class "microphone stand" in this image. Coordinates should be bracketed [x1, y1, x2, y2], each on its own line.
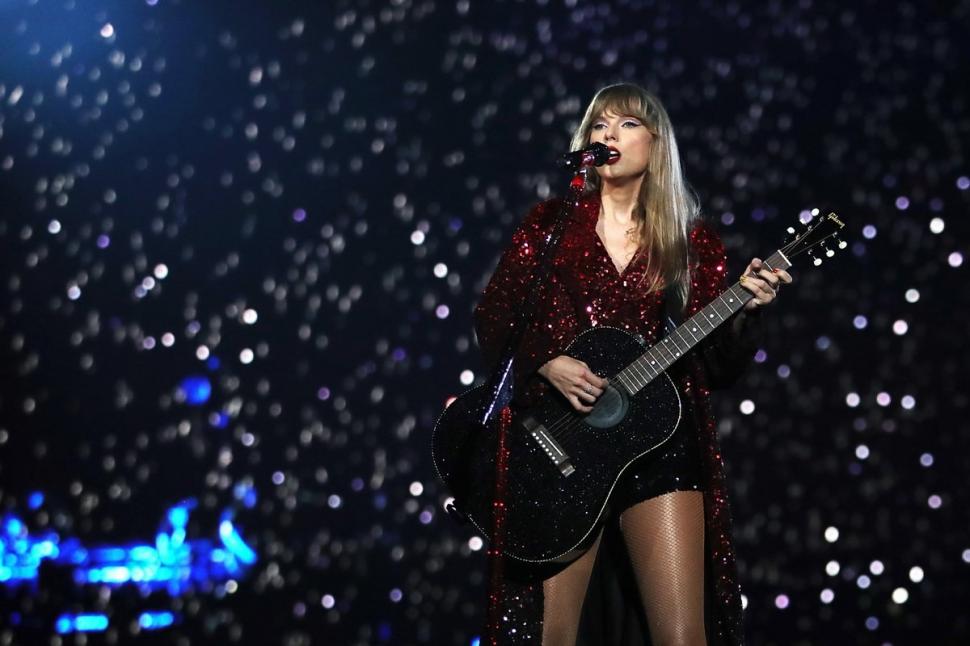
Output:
[481, 167, 591, 645]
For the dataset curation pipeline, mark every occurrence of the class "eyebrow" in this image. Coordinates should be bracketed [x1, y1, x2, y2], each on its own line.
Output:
[594, 113, 641, 121]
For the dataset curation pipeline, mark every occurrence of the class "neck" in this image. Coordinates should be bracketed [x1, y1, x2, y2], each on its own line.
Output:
[599, 177, 643, 223]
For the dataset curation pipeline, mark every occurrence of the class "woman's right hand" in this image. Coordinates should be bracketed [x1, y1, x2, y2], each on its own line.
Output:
[537, 355, 609, 413]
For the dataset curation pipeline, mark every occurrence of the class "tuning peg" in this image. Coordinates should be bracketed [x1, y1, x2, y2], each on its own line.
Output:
[838, 239, 847, 249]
[825, 247, 835, 258]
[787, 226, 796, 234]
[814, 257, 823, 266]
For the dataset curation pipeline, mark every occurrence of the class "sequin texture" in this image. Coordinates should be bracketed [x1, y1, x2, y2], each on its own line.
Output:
[475, 196, 759, 644]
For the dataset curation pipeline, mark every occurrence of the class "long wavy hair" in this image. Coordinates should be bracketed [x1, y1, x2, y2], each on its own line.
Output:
[570, 83, 698, 306]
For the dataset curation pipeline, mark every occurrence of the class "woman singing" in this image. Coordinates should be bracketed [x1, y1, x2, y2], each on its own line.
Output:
[473, 83, 792, 645]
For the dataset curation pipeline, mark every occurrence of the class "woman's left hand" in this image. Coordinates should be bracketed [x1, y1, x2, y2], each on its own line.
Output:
[739, 258, 793, 311]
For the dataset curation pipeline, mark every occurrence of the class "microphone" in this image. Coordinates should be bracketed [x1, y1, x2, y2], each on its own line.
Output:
[556, 142, 620, 170]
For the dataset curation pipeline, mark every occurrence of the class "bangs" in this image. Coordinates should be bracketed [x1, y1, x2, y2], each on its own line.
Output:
[589, 86, 651, 124]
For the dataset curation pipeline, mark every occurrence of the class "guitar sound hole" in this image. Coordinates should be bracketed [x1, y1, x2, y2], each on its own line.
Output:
[584, 384, 629, 429]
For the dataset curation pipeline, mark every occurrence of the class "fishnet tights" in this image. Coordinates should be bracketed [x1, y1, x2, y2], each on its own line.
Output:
[541, 491, 707, 646]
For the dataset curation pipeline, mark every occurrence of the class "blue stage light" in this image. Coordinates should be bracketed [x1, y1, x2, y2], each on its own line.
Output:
[90, 547, 127, 562]
[168, 505, 189, 529]
[2, 500, 255, 605]
[242, 488, 257, 508]
[75, 614, 109, 631]
[233, 482, 257, 508]
[27, 492, 44, 510]
[0, 465, 257, 612]
[218, 517, 257, 565]
[179, 376, 212, 405]
[29, 539, 59, 561]
[4, 516, 24, 537]
[378, 622, 393, 641]
[100, 566, 132, 583]
[55, 613, 109, 633]
[138, 610, 175, 630]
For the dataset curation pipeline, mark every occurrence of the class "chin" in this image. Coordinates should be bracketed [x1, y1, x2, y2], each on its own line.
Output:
[596, 166, 642, 184]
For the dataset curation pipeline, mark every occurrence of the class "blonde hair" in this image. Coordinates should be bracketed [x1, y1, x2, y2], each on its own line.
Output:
[570, 83, 698, 306]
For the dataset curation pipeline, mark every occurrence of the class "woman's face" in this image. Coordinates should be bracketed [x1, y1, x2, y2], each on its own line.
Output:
[588, 109, 653, 183]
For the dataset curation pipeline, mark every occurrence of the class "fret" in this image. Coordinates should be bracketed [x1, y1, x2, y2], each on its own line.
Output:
[685, 320, 701, 341]
[692, 314, 706, 335]
[619, 367, 638, 390]
[724, 286, 743, 307]
[626, 362, 648, 388]
[635, 355, 655, 379]
[665, 334, 687, 357]
[637, 355, 657, 379]
[642, 353, 661, 376]
[636, 360, 654, 384]
[663, 339, 680, 362]
[673, 329, 694, 353]
[735, 285, 751, 306]
[709, 303, 726, 322]
[764, 252, 784, 270]
[717, 289, 741, 314]
[664, 337, 685, 361]
[631, 363, 650, 388]
[617, 372, 634, 394]
[682, 323, 700, 343]
[654, 339, 677, 365]
[695, 311, 715, 333]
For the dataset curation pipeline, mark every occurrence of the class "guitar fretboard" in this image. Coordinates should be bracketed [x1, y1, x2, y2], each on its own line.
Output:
[615, 250, 790, 395]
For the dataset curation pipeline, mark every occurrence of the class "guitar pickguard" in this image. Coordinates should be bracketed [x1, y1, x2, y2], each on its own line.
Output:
[584, 382, 631, 429]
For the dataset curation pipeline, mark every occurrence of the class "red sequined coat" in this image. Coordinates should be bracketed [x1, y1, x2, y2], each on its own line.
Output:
[474, 195, 760, 645]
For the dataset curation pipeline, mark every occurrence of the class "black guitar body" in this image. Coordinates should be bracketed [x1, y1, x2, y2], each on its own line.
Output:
[432, 326, 683, 564]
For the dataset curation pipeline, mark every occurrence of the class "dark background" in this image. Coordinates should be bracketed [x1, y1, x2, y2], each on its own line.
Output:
[0, 0, 968, 644]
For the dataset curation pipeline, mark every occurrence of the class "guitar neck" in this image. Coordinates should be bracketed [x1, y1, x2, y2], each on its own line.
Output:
[616, 249, 791, 395]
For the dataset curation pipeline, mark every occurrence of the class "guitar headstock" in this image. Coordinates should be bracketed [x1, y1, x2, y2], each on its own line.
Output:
[781, 210, 847, 267]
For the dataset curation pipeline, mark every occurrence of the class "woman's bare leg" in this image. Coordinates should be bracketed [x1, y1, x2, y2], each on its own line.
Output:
[619, 490, 707, 646]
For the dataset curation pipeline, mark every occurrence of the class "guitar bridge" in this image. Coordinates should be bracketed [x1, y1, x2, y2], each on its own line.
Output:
[522, 416, 575, 477]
